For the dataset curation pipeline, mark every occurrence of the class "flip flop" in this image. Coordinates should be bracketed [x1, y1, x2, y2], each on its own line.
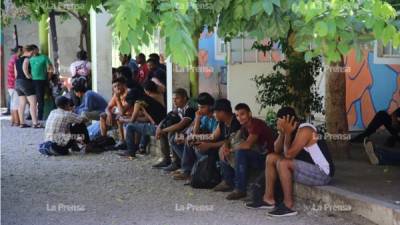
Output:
[19, 124, 31, 128]
[32, 123, 45, 129]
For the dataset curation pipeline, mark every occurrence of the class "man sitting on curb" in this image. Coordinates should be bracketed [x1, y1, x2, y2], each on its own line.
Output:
[73, 82, 108, 121]
[172, 92, 218, 181]
[217, 103, 275, 200]
[156, 88, 196, 172]
[40, 96, 89, 156]
[116, 88, 166, 158]
[99, 77, 132, 150]
[261, 107, 335, 217]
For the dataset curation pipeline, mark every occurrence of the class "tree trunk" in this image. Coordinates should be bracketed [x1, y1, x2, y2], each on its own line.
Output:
[0, 25, 5, 107]
[189, 34, 199, 98]
[325, 59, 350, 152]
[49, 10, 59, 75]
[38, 14, 49, 56]
[85, 15, 91, 60]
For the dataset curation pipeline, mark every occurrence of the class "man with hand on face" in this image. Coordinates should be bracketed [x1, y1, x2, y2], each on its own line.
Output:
[216, 103, 275, 200]
[261, 107, 334, 217]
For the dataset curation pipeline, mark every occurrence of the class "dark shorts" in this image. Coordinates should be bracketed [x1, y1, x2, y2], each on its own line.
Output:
[15, 79, 35, 96]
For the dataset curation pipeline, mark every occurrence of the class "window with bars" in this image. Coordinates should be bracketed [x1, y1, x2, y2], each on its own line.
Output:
[227, 37, 282, 64]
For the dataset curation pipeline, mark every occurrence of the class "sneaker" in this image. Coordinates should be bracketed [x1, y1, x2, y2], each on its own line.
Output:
[116, 150, 136, 158]
[363, 139, 379, 165]
[245, 201, 275, 209]
[170, 170, 183, 176]
[173, 172, 191, 180]
[113, 141, 127, 150]
[213, 181, 233, 192]
[226, 190, 247, 200]
[267, 203, 298, 217]
[163, 163, 180, 172]
[152, 160, 171, 169]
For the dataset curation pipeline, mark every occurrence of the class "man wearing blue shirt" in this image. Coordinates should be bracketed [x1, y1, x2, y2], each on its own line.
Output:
[73, 83, 108, 121]
[173, 93, 218, 181]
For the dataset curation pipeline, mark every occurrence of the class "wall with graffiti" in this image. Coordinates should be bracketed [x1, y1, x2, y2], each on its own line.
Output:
[345, 49, 400, 131]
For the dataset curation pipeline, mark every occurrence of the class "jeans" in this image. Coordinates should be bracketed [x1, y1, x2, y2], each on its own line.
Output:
[33, 80, 47, 120]
[375, 147, 400, 165]
[220, 150, 266, 192]
[126, 122, 157, 155]
[168, 133, 184, 164]
[139, 135, 150, 150]
[181, 144, 208, 174]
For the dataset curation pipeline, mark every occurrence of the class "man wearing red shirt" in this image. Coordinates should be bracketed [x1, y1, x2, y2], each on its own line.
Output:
[7, 46, 22, 126]
[135, 53, 149, 85]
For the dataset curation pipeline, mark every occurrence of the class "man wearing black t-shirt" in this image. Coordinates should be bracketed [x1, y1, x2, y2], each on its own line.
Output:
[153, 88, 196, 172]
[117, 89, 166, 158]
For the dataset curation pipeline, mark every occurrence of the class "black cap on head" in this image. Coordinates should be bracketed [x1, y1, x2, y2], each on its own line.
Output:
[197, 92, 215, 106]
[55, 96, 73, 109]
[214, 99, 232, 113]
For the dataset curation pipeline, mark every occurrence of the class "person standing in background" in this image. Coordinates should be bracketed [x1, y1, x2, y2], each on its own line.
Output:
[135, 53, 149, 85]
[30, 45, 53, 120]
[7, 46, 23, 126]
[14, 45, 42, 128]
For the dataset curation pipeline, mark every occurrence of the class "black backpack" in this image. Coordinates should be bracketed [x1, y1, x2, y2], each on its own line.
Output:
[86, 136, 116, 153]
[160, 111, 181, 129]
[190, 154, 221, 189]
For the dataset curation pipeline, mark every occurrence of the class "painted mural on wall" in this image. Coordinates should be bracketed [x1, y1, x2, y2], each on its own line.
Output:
[198, 30, 227, 98]
[345, 49, 400, 130]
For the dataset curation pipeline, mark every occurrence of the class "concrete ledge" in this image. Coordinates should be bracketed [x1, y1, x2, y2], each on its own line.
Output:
[294, 183, 400, 225]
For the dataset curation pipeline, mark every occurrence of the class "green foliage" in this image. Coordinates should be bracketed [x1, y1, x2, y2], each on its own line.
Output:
[265, 109, 277, 131]
[291, 0, 400, 63]
[9, 0, 400, 66]
[253, 56, 323, 119]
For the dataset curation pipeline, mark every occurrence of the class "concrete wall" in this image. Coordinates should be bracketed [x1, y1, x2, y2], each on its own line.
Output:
[227, 62, 276, 118]
[3, 17, 81, 77]
[51, 17, 81, 76]
[90, 9, 112, 101]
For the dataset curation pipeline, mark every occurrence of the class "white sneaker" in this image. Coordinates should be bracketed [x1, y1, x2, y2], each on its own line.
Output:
[363, 138, 379, 165]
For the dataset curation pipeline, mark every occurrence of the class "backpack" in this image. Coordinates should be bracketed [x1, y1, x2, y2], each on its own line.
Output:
[190, 154, 221, 189]
[86, 136, 116, 153]
[160, 111, 181, 129]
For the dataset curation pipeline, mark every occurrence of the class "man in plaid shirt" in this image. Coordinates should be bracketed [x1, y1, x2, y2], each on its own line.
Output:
[44, 96, 89, 154]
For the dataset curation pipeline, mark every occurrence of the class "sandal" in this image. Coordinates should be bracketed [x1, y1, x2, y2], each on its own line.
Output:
[32, 123, 45, 129]
[19, 124, 31, 128]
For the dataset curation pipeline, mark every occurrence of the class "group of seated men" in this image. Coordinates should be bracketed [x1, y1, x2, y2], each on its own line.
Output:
[42, 52, 337, 216]
[42, 52, 400, 217]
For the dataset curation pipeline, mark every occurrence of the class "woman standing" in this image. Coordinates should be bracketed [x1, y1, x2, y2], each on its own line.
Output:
[14, 45, 42, 128]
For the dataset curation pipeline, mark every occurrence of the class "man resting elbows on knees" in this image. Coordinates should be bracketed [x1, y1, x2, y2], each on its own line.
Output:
[263, 107, 335, 217]
[217, 103, 275, 200]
